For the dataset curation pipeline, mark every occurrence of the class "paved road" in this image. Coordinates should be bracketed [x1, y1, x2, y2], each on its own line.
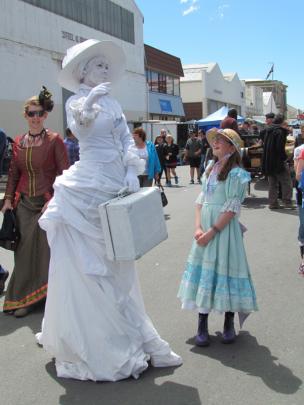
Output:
[0, 166, 303, 405]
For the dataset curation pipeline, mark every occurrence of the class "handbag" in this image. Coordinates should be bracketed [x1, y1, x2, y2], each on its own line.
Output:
[158, 184, 168, 207]
[98, 187, 168, 261]
[0, 209, 20, 251]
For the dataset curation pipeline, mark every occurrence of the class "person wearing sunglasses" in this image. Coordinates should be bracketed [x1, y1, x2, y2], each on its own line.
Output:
[1, 87, 69, 317]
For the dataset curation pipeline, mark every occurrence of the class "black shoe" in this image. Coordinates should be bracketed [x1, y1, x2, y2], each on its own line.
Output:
[195, 313, 210, 346]
[222, 312, 236, 344]
[190, 179, 194, 184]
[0, 267, 9, 295]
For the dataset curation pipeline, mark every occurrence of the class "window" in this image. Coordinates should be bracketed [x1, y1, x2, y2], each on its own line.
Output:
[166, 76, 174, 95]
[158, 74, 166, 93]
[146, 70, 181, 96]
[146, 70, 151, 90]
[151, 71, 158, 92]
[174, 78, 180, 96]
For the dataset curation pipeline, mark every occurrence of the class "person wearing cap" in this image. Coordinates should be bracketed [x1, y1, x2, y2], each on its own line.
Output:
[259, 112, 275, 144]
[36, 39, 182, 382]
[184, 129, 203, 184]
[178, 128, 258, 346]
[1, 88, 69, 317]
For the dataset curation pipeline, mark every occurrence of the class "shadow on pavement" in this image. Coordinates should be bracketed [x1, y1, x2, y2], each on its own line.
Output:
[243, 196, 269, 209]
[45, 361, 201, 405]
[0, 305, 44, 336]
[252, 179, 269, 191]
[269, 208, 299, 217]
[187, 331, 302, 395]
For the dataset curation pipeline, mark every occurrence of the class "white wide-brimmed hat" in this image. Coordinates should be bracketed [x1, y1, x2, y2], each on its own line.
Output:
[58, 39, 126, 93]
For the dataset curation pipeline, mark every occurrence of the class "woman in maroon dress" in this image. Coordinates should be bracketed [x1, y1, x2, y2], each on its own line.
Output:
[1, 88, 69, 317]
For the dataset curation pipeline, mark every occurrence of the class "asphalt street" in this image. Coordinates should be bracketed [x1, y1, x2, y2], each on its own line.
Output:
[0, 165, 303, 405]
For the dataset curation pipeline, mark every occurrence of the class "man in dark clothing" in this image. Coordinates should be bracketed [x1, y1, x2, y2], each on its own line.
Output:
[262, 114, 294, 209]
[154, 135, 168, 184]
[184, 129, 202, 184]
[197, 129, 209, 175]
[220, 108, 239, 133]
[260, 112, 275, 144]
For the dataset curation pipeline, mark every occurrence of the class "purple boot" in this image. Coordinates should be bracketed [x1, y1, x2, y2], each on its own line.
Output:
[222, 312, 236, 344]
[195, 313, 210, 347]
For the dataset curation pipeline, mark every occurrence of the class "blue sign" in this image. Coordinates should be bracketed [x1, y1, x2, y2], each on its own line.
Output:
[159, 99, 172, 113]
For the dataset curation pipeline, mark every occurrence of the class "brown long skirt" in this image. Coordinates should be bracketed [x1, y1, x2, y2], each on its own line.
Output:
[3, 195, 49, 312]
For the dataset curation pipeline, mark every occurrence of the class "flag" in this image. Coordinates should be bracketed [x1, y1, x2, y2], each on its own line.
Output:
[265, 64, 274, 80]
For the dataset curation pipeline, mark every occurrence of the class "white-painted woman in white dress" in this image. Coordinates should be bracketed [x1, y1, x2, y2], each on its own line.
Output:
[36, 39, 182, 381]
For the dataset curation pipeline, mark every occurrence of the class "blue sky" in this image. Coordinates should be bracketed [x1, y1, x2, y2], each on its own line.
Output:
[135, 0, 303, 110]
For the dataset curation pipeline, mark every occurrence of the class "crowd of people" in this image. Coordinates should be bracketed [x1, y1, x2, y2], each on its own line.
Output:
[0, 38, 302, 382]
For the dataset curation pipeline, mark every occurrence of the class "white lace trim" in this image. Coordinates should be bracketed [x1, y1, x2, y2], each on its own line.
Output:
[220, 198, 241, 214]
[195, 192, 203, 205]
[69, 97, 102, 127]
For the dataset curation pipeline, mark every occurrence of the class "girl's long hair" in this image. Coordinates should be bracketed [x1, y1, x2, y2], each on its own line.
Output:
[205, 150, 242, 181]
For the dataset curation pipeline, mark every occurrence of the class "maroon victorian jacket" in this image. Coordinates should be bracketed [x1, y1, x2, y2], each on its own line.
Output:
[5, 129, 69, 204]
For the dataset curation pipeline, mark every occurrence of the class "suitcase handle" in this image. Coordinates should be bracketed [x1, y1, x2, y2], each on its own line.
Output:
[117, 187, 130, 198]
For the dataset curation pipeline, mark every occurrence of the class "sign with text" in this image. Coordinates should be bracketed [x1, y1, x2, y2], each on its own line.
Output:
[159, 99, 172, 113]
[62, 31, 87, 43]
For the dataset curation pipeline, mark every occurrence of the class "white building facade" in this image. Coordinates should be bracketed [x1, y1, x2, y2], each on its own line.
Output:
[243, 84, 264, 117]
[263, 92, 279, 115]
[0, 0, 147, 137]
[180, 63, 246, 120]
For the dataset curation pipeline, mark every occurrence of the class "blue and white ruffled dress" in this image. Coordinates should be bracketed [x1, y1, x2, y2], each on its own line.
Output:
[178, 167, 258, 318]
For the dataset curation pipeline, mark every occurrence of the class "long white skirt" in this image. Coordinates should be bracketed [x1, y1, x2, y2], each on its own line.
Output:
[36, 159, 178, 381]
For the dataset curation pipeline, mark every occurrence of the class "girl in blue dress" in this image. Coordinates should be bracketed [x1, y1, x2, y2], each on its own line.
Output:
[178, 128, 258, 346]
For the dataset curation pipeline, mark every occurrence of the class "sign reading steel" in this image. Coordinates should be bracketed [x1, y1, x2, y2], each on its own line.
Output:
[62, 31, 87, 43]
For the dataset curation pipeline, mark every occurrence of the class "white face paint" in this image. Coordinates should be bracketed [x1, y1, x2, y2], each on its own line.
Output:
[83, 56, 110, 86]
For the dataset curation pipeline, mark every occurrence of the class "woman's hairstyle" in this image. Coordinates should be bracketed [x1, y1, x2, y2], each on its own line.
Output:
[205, 150, 242, 181]
[23, 96, 41, 113]
[65, 127, 73, 137]
[24, 86, 54, 114]
[154, 135, 162, 145]
[166, 134, 173, 142]
[133, 127, 146, 142]
[39, 86, 54, 112]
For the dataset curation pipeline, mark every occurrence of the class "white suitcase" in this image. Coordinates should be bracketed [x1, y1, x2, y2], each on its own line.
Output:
[98, 187, 168, 261]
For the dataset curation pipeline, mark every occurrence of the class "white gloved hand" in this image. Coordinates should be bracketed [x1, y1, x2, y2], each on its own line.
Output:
[124, 166, 140, 193]
[83, 82, 111, 110]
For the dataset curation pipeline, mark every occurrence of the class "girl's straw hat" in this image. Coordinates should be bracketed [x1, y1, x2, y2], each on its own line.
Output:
[206, 128, 244, 155]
